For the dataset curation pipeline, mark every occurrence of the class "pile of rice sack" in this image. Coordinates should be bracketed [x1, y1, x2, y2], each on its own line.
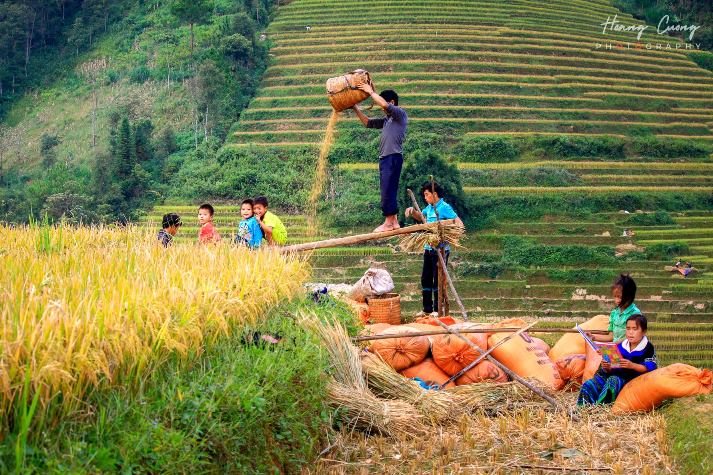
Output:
[361, 315, 712, 413]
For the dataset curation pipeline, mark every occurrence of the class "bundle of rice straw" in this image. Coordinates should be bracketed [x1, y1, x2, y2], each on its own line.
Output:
[397, 221, 465, 254]
[301, 312, 428, 436]
[361, 352, 458, 423]
[327, 381, 426, 437]
[299, 311, 365, 389]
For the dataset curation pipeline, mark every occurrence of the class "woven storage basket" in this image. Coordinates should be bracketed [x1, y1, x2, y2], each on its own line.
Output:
[365, 293, 401, 325]
[326, 69, 373, 111]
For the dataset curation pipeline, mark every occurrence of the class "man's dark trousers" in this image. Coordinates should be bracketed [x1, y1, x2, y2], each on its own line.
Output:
[379, 152, 403, 216]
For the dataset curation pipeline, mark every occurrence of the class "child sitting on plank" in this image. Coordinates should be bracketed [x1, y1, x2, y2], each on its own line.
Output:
[197, 203, 221, 245]
[235, 199, 263, 248]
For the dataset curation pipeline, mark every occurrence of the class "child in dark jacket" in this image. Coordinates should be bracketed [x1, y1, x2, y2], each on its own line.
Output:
[578, 314, 657, 405]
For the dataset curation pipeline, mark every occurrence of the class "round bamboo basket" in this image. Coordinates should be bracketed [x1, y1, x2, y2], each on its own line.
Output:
[326, 69, 373, 112]
[365, 293, 401, 325]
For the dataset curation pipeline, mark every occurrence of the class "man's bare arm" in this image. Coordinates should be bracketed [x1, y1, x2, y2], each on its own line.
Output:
[352, 104, 369, 127]
[357, 83, 389, 111]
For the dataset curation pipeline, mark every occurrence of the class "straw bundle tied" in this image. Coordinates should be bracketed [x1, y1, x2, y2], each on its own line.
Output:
[397, 221, 465, 254]
[300, 312, 427, 436]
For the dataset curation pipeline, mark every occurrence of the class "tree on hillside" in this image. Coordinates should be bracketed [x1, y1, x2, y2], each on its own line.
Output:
[170, 0, 215, 61]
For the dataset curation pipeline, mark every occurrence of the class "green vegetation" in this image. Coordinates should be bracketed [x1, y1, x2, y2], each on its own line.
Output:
[0, 298, 356, 473]
[663, 394, 713, 474]
[0, 0, 275, 223]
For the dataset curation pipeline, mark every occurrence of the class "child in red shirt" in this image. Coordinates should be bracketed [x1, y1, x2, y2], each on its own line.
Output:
[198, 203, 221, 244]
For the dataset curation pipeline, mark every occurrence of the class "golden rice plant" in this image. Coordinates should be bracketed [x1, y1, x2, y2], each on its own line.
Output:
[0, 224, 309, 431]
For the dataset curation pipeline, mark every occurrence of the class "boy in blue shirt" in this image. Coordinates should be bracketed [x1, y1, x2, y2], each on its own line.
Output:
[405, 181, 463, 316]
[235, 199, 263, 248]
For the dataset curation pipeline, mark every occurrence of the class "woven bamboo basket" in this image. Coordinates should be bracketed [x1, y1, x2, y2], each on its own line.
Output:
[326, 69, 373, 111]
[365, 293, 401, 325]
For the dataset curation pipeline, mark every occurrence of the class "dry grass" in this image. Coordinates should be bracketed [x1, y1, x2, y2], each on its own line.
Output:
[397, 222, 465, 254]
[311, 406, 674, 474]
[0, 224, 309, 428]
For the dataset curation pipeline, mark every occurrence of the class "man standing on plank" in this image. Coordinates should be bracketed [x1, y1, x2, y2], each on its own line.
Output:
[352, 83, 408, 232]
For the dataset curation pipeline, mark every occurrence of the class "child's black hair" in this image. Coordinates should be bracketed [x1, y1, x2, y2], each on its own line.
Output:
[162, 213, 182, 229]
[612, 273, 636, 309]
[254, 196, 269, 207]
[626, 313, 647, 332]
[199, 203, 214, 216]
[380, 89, 398, 106]
[421, 180, 444, 196]
[241, 199, 254, 207]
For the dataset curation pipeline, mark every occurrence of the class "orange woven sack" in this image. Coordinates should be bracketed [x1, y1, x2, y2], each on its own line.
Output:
[531, 337, 551, 355]
[368, 326, 430, 371]
[431, 329, 488, 376]
[583, 343, 602, 382]
[455, 361, 508, 385]
[613, 364, 713, 413]
[488, 331, 564, 390]
[555, 354, 586, 382]
[414, 315, 462, 326]
[401, 358, 455, 389]
[549, 314, 610, 362]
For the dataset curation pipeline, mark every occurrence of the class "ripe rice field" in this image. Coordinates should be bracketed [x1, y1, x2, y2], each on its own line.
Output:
[0, 224, 308, 430]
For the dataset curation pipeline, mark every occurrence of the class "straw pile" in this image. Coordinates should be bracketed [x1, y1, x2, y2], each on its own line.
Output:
[397, 221, 465, 253]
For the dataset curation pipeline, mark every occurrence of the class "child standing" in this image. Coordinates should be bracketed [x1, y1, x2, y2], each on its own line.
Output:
[157, 213, 182, 247]
[578, 314, 657, 405]
[235, 199, 263, 248]
[590, 274, 639, 343]
[253, 196, 287, 246]
[405, 181, 463, 317]
[198, 203, 221, 244]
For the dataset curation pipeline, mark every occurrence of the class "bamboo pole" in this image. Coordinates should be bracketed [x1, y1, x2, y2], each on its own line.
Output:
[281, 219, 456, 252]
[406, 188, 468, 319]
[438, 322, 536, 389]
[353, 327, 609, 343]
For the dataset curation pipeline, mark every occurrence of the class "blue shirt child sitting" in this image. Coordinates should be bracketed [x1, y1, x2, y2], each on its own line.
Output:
[235, 199, 263, 248]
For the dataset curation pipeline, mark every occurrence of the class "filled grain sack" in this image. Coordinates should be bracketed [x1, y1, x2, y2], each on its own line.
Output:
[531, 337, 551, 355]
[359, 323, 391, 336]
[431, 324, 488, 376]
[414, 315, 461, 326]
[555, 354, 586, 382]
[549, 314, 609, 362]
[400, 358, 455, 389]
[583, 343, 602, 382]
[368, 326, 430, 371]
[488, 329, 564, 390]
[455, 361, 509, 385]
[348, 267, 394, 303]
[326, 69, 373, 111]
[613, 364, 712, 413]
